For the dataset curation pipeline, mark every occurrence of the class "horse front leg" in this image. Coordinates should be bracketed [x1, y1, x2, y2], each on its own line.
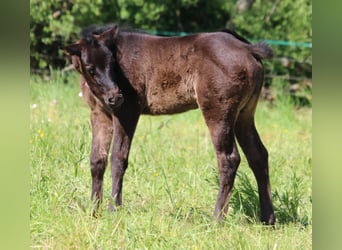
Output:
[109, 107, 140, 211]
[89, 109, 113, 216]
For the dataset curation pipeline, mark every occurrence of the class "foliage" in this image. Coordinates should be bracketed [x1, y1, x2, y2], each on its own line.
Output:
[231, 0, 312, 62]
[30, 72, 312, 248]
[118, 0, 232, 31]
[30, 0, 104, 70]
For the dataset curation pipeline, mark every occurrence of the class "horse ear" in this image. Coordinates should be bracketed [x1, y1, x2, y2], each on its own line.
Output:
[110, 24, 119, 39]
[63, 43, 82, 57]
[97, 24, 119, 42]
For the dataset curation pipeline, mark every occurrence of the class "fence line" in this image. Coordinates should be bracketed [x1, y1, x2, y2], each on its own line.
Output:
[146, 30, 312, 48]
[265, 40, 311, 48]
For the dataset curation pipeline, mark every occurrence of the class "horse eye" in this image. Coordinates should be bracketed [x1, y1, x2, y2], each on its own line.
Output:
[86, 65, 96, 76]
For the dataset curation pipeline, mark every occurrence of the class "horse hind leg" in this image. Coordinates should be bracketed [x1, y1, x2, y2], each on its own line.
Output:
[212, 132, 241, 221]
[198, 97, 241, 222]
[235, 97, 275, 225]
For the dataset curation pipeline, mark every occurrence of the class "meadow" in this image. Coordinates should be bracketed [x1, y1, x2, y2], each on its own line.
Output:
[30, 71, 312, 249]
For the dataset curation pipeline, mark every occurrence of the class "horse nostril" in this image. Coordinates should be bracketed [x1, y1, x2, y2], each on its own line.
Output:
[108, 97, 115, 104]
[107, 91, 124, 108]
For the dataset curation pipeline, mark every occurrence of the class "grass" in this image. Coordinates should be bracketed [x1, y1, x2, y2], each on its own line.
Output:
[30, 71, 312, 249]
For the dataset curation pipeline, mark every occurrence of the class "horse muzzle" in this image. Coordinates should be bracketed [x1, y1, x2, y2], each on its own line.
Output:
[105, 91, 124, 110]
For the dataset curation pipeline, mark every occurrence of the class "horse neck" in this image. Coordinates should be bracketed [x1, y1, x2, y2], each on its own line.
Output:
[114, 33, 152, 93]
[115, 32, 151, 76]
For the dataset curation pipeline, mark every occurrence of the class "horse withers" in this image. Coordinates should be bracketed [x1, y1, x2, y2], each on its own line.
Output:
[64, 24, 275, 225]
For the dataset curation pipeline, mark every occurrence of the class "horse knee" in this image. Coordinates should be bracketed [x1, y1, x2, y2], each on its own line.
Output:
[230, 150, 241, 166]
[110, 153, 128, 176]
[218, 149, 241, 176]
[90, 156, 107, 179]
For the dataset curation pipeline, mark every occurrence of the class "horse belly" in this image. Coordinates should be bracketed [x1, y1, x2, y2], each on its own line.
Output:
[145, 76, 198, 115]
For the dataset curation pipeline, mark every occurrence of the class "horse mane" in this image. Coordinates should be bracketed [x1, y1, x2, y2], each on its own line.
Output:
[220, 28, 251, 44]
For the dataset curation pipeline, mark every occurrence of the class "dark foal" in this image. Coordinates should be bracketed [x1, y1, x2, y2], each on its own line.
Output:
[64, 24, 275, 224]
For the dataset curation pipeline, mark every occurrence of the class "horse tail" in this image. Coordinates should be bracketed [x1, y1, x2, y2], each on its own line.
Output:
[248, 42, 274, 60]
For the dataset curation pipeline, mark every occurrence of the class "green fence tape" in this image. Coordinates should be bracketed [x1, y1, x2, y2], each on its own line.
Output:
[146, 30, 312, 48]
[262, 40, 311, 48]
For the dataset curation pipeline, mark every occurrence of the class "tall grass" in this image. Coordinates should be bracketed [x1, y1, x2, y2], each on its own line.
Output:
[30, 72, 312, 249]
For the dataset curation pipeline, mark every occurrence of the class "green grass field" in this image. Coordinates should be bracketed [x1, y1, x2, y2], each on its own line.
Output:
[30, 72, 312, 249]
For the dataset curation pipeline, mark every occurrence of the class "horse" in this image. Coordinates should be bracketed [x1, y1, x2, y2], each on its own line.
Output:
[64, 24, 275, 224]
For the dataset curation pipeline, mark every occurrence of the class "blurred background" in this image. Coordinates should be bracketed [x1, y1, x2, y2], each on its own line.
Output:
[30, 0, 312, 106]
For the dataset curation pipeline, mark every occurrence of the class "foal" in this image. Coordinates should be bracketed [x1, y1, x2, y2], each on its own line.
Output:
[64, 24, 275, 224]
